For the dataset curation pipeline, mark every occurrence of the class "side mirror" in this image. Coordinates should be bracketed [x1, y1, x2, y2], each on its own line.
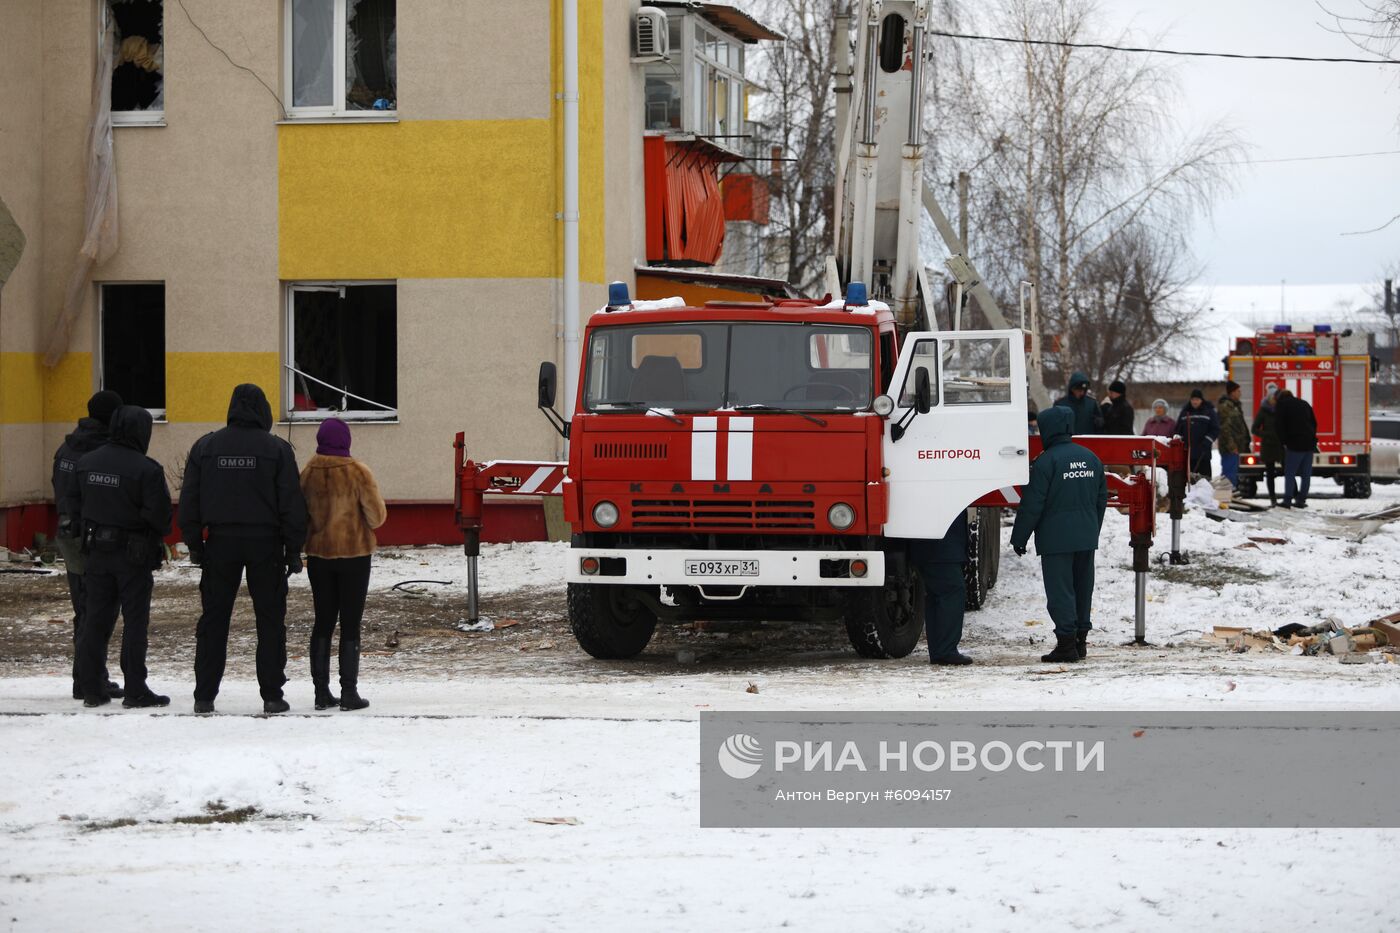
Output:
[538, 362, 558, 410]
[537, 361, 568, 439]
[914, 367, 933, 415]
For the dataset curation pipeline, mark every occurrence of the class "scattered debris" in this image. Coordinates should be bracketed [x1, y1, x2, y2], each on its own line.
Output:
[745, 682, 760, 694]
[527, 816, 580, 826]
[385, 630, 401, 648]
[1210, 613, 1398, 660]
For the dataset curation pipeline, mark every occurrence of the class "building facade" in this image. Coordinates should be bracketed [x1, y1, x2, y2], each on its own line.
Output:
[0, 0, 662, 549]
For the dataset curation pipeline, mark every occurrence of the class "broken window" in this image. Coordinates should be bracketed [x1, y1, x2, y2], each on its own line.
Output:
[100, 283, 166, 418]
[286, 283, 397, 421]
[288, 0, 396, 115]
[107, 0, 164, 119]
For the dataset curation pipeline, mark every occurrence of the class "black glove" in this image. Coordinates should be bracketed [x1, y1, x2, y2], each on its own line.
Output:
[187, 542, 205, 567]
[285, 549, 304, 577]
[1013, 543, 1027, 557]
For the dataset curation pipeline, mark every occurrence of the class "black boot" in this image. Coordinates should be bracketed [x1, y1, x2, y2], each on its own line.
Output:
[263, 698, 291, 714]
[310, 636, 339, 710]
[123, 690, 170, 708]
[339, 640, 369, 711]
[1076, 632, 1088, 660]
[1041, 635, 1081, 663]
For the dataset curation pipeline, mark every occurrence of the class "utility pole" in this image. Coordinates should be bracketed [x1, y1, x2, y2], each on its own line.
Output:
[957, 171, 969, 255]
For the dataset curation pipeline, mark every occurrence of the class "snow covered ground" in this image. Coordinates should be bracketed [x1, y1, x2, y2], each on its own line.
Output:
[3, 484, 1399, 930]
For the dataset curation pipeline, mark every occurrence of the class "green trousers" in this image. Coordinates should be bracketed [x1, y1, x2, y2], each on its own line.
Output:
[1039, 551, 1095, 638]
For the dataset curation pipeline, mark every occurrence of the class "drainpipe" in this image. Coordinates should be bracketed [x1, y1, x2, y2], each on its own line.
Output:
[562, 0, 581, 452]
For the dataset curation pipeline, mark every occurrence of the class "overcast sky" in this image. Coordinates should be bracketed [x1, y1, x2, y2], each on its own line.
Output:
[1096, 0, 1400, 287]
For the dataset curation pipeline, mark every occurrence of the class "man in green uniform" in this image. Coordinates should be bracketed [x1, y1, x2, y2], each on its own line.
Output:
[1010, 406, 1109, 663]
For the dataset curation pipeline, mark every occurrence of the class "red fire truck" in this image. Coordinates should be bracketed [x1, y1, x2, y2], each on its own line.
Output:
[1227, 326, 1373, 499]
[454, 282, 1185, 660]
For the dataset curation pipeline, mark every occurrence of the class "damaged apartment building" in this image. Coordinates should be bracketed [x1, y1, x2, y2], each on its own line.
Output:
[0, 0, 779, 548]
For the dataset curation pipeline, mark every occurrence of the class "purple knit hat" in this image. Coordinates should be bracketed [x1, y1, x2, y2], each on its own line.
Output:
[316, 418, 352, 457]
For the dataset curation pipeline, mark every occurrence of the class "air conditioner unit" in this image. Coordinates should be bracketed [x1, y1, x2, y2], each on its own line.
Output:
[633, 7, 669, 62]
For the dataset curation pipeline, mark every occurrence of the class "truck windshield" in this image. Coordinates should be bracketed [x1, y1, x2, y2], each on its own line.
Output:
[584, 322, 874, 412]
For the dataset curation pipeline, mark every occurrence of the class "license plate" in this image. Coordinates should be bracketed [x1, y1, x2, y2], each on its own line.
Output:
[684, 559, 760, 577]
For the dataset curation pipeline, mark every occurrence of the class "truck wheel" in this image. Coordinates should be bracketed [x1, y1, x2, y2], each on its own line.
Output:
[568, 583, 658, 659]
[844, 566, 925, 659]
[1343, 476, 1372, 499]
[1237, 478, 1257, 499]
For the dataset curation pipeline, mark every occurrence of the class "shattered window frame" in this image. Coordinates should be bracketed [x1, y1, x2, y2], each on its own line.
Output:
[283, 281, 399, 423]
[105, 0, 166, 125]
[284, 0, 397, 118]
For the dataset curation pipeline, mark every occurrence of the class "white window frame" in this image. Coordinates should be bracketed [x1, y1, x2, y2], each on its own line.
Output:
[102, 0, 166, 127]
[682, 20, 748, 145]
[284, 281, 399, 423]
[97, 281, 167, 422]
[283, 0, 396, 120]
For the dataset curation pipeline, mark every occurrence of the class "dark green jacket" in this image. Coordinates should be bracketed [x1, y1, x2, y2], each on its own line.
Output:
[1010, 406, 1109, 555]
[1053, 371, 1104, 435]
[1217, 395, 1251, 454]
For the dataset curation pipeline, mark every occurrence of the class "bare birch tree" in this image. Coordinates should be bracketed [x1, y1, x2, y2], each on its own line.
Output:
[926, 0, 1243, 391]
[744, 0, 851, 294]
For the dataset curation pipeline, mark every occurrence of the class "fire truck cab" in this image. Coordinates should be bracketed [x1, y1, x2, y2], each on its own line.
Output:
[540, 284, 1029, 659]
[1227, 326, 1373, 499]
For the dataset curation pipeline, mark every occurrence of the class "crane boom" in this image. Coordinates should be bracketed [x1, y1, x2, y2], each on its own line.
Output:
[829, 0, 1053, 408]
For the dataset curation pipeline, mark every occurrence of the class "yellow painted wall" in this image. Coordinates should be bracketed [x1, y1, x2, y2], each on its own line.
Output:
[166, 353, 280, 423]
[278, 1, 607, 284]
[280, 120, 559, 280]
[0, 351, 278, 426]
[0, 352, 90, 424]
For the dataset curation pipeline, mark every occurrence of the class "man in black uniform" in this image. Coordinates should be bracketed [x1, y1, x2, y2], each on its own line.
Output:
[74, 405, 172, 707]
[181, 385, 307, 714]
[52, 389, 125, 700]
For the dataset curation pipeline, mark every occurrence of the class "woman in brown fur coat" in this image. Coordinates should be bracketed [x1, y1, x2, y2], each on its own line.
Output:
[300, 418, 387, 710]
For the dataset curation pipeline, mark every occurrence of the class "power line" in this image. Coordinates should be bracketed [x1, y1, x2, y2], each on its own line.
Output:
[929, 29, 1400, 65]
[1218, 148, 1400, 165]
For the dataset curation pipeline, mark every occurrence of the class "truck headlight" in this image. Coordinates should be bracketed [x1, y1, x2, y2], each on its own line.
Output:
[873, 395, 895, 417]
[592, 501, 620, 528]
[828, 502, 856, 530]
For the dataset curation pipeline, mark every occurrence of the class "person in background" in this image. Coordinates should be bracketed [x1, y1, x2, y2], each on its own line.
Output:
[1142, 399, 1176, 438]
[1010, 407, 1109, 664]
[1216, 381, 1251, 490]
[1251, 387, 1283, 506]
[1054, 371, 1104, 435]
[181, 385, 307, 715]
[1174, 389, 1220, 478]
[1100, 380, 1135, 435]
[909, 512, 973, 666]
[51, 390, 125, 701]
[74, 406, 172, 708]
[1274, 388, 1317, 509]
[1028, 407, 1039, 436]
[299, 419, 387, 710]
